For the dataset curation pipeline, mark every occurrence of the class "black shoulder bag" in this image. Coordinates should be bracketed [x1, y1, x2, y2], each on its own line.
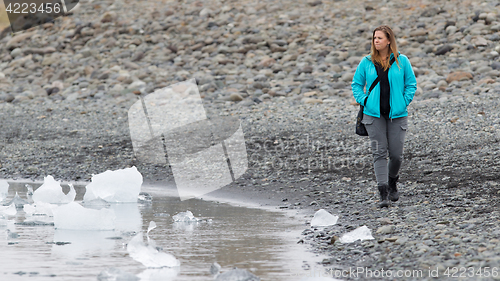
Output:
[355, 57, 395, 136]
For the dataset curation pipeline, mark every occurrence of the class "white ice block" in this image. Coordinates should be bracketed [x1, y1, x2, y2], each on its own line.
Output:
[172, 210, 200, 222]
[127, 232, 180, 268]
[339, 225, 374, 243]
[53, 202, 115, 230]
[310, 209, 339, 227]
[23, 202, 54, 217]
[32, 176, 75, 204]
[84, 167, 143, 203]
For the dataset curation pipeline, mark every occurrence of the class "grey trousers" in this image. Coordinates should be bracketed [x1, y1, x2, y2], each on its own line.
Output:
[361, 114, 408, 186]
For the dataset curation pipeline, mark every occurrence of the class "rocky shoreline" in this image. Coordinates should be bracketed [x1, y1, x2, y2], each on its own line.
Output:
[1, 0, 500, 280]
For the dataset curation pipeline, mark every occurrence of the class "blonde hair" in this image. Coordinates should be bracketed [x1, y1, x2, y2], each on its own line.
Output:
[370, 25, 400, 71]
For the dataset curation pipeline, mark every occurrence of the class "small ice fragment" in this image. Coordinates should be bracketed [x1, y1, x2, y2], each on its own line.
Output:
[0, 180, 9, 202]
[138, 192, 153, 203]
[0, 203, 16, 216]
[84, 167, 143, 203]
[310, 209, 338, 227]
[97, 267, 139, 281]
[32, 176, 75, 204]
[172, 210, 199, 222]
[25, 184, 34, 204]
[53, 202, 115, 230]
[153, 213, 170, 217]
[147, 221, 157, 235]
[10, 192, 28, 208]
[127, 232, 180, 268]
[210, 262, 222, 276]
[339, 225, 374, 243]
[214, 268, 260, 281]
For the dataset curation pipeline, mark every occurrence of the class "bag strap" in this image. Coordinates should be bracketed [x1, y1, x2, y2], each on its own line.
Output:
[364, 56, 395, 106]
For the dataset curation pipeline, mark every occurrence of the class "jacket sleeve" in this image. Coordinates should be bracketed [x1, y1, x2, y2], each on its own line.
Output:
[351, 58, 368, 106]
[402, 56, 417, 106]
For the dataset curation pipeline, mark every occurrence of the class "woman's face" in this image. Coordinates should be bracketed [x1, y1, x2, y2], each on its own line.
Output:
[373, 30, 390, 52]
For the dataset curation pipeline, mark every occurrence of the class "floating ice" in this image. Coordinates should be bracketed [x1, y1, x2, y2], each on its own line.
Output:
[9, 192, 28, 208]
[172, 210, 200, 222]
[138, 192, 153, 203]
[210, 262, 261, 281]
[214, 267, 260, 281]
[23, 202, 54, 217]
[339, 225, 374, 243]
[97, 267, 139, 281]
[310, 209, 339, 227]
[127, 232, 180, 268]
[0, 180, 8, 202]
[53, 202, 115, 230]
[136, 267, 179, 281]
[84, 167, 143, 203]
[0, 203, 16, 216]
[32, 176, 75, 204]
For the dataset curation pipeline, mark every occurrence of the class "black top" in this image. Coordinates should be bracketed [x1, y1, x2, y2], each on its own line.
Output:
[375, 63, 390, 119]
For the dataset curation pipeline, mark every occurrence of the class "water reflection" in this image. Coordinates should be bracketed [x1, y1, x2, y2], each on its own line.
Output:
[52, 229, 118, 259]
[0, 181, 323, 281]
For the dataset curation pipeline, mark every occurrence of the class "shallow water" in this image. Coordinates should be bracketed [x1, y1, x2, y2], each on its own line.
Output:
[0, 181, 325, 281]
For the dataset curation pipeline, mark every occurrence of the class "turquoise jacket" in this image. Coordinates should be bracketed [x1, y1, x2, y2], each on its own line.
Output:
[351, 53, 417, 119]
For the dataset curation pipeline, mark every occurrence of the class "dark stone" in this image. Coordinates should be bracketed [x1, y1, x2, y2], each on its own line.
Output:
[435, 45, 453, 55]
[491, 61, 500, 69]
[308, 0, 322, 6]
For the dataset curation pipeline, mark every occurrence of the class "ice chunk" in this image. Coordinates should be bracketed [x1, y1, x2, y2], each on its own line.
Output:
[0, 203, 17, 216]
[147, 221, 157, 235]
[23, 202, 54, 217]
[172, 210, 200, 222]
[9, 192, 28, 208]
[53, 202, 115, 230]
[127, 232, 180, 268]
[210, 262, 222, 275]
[310, 209, 338, 227]
[84, 167, 143, 203]
[32, 176, 75, 204]
[127, 222, 179, 268]
[136, 268, 179, 281]
[138, 192, 153, 203]
[0, 180, 9, 202]
[214, 268, 260, 281]
[339, 225, 374, 243]
[97, 267, 139, 281]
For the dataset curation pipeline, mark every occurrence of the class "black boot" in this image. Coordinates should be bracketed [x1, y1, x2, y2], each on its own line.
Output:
[388, 175, 399, 202]
[378, 184, 389, 208]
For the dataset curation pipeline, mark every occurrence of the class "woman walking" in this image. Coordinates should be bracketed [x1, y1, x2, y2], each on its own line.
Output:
[351, 25, 417, 208]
